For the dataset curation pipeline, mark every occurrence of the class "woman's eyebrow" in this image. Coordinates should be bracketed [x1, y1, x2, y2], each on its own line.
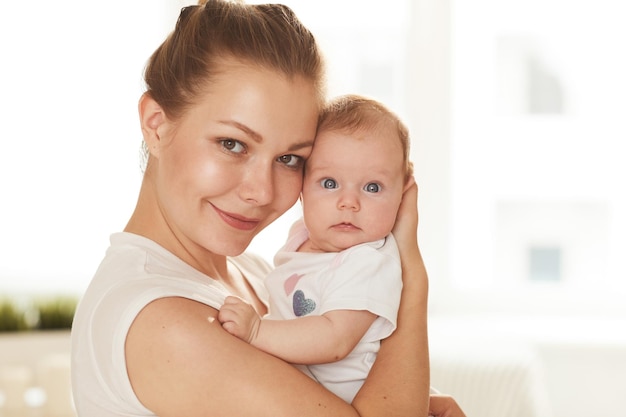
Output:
[219, 120, 263, 143]
[288, 139, 315, 152]
[219, 119, 314, 151]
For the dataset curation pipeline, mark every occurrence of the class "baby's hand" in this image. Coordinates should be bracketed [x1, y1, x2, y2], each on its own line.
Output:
[218, 296, 261, 344]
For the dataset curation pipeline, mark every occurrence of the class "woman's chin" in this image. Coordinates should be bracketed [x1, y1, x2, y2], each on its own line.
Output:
[219, 237, 255, 257]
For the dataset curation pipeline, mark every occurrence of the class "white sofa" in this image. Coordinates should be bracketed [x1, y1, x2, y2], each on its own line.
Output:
[429, 315, 626, 417]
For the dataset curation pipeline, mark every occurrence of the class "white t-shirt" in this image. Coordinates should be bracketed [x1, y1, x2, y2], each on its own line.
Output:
[265, 219, 403, 403]
[70, 232, 271, 417]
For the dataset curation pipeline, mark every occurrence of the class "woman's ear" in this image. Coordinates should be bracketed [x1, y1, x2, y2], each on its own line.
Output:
[138, 93, 166, 159]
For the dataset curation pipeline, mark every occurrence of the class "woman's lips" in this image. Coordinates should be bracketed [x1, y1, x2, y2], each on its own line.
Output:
[212, 205, 260, 231]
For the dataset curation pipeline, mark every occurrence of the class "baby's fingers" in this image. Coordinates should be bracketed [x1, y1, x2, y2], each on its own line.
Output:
[222, 295, 245, 306]
[217, 304, 236, 324]
[218, 297, 244, 322]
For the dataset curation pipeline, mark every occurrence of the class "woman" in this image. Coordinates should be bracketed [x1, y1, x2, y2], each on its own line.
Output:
[71, 1, 465, 416]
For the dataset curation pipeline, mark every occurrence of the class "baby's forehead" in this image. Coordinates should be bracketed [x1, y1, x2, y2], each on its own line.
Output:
[317, 115, 394, 138]
[311, 125, 404, 159]
[305, 146, 404, 180]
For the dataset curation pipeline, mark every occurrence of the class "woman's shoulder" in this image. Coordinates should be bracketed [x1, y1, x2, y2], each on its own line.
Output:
[231, 251, 273, 276]
[230, 251, 273, 305]
[80, 233, 233, 320]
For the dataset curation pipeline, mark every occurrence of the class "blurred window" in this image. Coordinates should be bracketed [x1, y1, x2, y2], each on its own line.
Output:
[2, 0, 624, 318]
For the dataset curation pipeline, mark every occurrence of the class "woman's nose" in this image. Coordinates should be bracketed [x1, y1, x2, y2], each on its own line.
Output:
[240, 163, 274, 206]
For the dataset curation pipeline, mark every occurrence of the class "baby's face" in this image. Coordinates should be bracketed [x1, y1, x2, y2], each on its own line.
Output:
[301, 126, 405, 253]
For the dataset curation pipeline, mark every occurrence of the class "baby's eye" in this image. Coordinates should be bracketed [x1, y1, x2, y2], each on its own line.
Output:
[364, 182, 381, 193]
[321, 178, 338, 189]
[220, 139, 246, 154]
[277, 154, 304, 169]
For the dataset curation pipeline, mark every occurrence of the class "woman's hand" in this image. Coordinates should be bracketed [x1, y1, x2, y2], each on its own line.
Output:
[392, 178, 423, 286]
[392, 177, 418, 250]
[429, 394, 467, 417]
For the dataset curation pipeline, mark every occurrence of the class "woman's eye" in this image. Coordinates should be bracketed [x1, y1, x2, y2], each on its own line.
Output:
[277, 154, 303, 169]
[321, 178, 338, 189]
[364, 182, 381, 193]
[221, 139, 245, 154]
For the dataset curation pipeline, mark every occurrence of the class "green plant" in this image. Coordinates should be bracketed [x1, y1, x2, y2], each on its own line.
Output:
[34, 296, 78, 330]
[0, 296, 78, 332]
[0, 299, 28, 331]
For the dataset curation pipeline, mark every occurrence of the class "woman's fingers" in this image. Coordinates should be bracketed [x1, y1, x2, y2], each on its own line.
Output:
[429, 394, 467, 417]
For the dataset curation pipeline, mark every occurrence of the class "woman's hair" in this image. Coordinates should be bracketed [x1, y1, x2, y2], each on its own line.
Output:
[317, 94, 414, 182]
[144, 0, 326, 120]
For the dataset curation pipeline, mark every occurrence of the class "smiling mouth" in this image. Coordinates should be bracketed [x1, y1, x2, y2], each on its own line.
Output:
[212, 204, 260, 231]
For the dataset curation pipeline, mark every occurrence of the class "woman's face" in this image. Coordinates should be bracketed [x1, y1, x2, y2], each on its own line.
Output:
[146, 60, 319, 256]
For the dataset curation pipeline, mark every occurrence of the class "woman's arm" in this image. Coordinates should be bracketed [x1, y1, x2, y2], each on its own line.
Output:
[219, 296, 377, 364]
[352, 180, 431, 417]
[126, 297, 358, 417]
[124, 183, 429, 417]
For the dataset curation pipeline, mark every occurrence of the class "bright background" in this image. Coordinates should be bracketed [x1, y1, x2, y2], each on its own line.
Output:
[2, 1, 626, 416]
[2, 0, 625, 313]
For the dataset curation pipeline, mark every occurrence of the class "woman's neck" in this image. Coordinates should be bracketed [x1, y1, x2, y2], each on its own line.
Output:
[125, 174, 266, 314]
[125, 176, 229, 280]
